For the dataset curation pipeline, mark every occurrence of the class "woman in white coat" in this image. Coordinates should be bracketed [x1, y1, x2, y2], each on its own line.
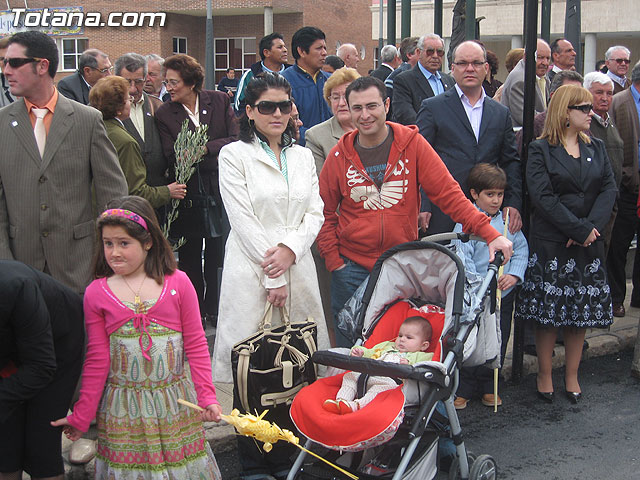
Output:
[213, 73, 328, 480]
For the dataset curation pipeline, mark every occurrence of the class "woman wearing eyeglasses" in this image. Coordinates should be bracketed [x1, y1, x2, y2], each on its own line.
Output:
[305, 67, 360, 174]
[515, 85, 616, 404]
[89, 76, 187, 208]
[212, 73, 329, 480]
[155, 54, 238, 327]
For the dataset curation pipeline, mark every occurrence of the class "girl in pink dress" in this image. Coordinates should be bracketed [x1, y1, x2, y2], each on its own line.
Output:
[52, 196, 222, 480]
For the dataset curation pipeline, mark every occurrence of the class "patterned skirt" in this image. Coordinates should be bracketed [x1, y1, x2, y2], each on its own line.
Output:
[95, 318, 221, 480]
[515, 238, 614, 328]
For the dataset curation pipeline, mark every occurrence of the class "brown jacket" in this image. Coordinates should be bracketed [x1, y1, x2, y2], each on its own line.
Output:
[610, 87, 640, 194]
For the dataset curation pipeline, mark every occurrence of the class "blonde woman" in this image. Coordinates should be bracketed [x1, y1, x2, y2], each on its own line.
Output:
[515, 85, 617, 403]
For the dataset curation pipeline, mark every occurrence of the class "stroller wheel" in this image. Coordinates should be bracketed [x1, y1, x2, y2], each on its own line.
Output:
[469, 454, 497, 480]
[447, 452, 476, 480]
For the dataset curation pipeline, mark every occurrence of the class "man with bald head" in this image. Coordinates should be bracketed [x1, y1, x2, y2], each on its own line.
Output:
[501, 38, 551, 128]
[547, 38, 576, 83]
[57, 48, 112, 105]
[417, 40, 521, 235]
[337, 43, 359, 69]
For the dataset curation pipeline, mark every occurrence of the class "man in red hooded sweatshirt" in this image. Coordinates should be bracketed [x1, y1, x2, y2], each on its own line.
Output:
[317, 76, 512, 346]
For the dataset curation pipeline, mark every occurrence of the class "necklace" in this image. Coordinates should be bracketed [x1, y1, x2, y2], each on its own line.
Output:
[122, 275, 147, 311]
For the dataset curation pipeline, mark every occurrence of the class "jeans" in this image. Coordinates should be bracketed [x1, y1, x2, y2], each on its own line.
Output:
[331, 255, 370, 347]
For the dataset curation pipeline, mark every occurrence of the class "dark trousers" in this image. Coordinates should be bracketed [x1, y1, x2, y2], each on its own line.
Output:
[606, 188, 640, 304]
[179, 235, 224, 316]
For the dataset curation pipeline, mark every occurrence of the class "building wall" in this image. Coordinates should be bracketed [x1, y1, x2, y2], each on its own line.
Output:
[372, 0, 640, 80]
[12, 0, 373, 82]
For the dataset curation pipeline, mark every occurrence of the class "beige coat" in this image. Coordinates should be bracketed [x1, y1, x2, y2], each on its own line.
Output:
[212, 138, 329, 383]
[0, 94, 128, 293]
[305, 115, 346, 175]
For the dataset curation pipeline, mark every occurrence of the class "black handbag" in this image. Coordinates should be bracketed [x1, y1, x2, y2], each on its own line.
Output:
[231, 303, 318, 412]
[171, 165, 223, 238]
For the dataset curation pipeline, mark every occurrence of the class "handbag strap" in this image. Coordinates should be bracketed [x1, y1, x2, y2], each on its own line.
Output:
[259, 302, 291, 331]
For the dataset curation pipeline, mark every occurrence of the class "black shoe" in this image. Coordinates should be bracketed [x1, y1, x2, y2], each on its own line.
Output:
[583, 340, 589, 352]
[565, 391, 581, 404]
[536, 390, 554, 403]
[612, 303, 626, 317]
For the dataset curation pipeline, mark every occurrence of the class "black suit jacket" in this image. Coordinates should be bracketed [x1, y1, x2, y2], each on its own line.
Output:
[417, 89, 522, 233]
[526, 138, 616, 244]
[155, 89, 239, 199]
[370, 64, 394, 82]
[392, 65, 455, 125]
[0, 260, 84, 421]
[56, 72, 90, 105]
[122, 93, 167, 188]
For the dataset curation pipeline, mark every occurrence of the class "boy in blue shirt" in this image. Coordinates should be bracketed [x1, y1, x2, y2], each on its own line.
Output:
[453, 163, 529, 408]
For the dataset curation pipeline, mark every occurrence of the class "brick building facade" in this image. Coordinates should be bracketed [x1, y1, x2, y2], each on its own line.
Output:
[6, 0, 375, 84]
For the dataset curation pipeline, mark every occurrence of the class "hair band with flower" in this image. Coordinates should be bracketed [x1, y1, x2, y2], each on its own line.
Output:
[100, 209, 148, 231]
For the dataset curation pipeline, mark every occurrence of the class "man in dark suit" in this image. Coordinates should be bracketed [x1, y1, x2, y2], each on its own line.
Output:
[607, 62, 640, 318]
[417, 41, 522, 235]
[57, 49, 112, 105]
[0, 32, 127, 294]
[114, 53, 168, 201]
[370, 44, 400, 81]
[605, 45, 632, 95]
[392, 33, 455, 125]
[546, 38, 576, 84]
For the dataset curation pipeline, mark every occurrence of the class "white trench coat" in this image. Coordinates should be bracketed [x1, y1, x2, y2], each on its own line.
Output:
[212, 138, 329, 383]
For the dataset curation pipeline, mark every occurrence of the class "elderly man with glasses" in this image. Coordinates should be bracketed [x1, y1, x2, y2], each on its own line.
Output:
[392, 33, 455, 126]
[113, 52, 168, 220]
[605, 45, 632, 94]
[57, 48, 112, 105]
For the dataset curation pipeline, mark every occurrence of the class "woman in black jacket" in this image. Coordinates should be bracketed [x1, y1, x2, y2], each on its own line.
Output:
[515, 85, 617, 403]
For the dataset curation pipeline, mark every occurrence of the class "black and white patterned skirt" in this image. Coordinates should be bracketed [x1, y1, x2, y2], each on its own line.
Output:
[515, 238, 613, 328]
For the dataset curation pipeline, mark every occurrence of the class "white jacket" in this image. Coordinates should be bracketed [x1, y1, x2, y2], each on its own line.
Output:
[212, 138, 329, 383]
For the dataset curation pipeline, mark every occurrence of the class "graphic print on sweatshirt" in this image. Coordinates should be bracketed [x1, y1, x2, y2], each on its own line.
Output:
[347, 159, 409, 210]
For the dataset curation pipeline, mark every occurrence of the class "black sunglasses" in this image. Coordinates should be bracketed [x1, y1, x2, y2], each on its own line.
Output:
[425, 48, 445, 57]
[254, 100, 292, 115]
[568, 104, 593, 114]
[613, 58, 630, 65]
[2, 57, 43, 68]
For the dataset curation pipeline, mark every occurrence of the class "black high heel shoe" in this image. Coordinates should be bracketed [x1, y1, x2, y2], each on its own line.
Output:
[565, 391, 581, 404]
[536, 390, 554, 403]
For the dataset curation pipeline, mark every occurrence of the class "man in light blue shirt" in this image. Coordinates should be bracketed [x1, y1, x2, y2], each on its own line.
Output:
[605, 45, 632, 95]
[391, 33, 455, 125]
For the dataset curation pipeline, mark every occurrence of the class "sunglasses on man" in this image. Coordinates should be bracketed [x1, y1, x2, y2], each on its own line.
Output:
[253, 100, 292, 115]
[612, 58, 630, 65]
[2, 57, 43, 68]
[424, 48, 445, 57]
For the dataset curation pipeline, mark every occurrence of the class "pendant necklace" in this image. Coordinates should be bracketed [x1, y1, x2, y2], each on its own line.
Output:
[123, 275, 147, 312]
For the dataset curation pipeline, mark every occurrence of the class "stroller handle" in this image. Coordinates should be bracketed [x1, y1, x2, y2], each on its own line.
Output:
[311, 350, 448, 387]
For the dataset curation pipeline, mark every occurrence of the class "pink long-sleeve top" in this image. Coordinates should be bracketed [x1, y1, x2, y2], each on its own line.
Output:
[66, 270, 217, 432]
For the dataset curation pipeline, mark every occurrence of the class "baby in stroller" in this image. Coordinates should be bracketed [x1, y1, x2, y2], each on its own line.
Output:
[323, 315, 434, 414]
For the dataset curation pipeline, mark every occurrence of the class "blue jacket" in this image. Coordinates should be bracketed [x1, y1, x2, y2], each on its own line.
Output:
[282, 64, 332, 146]
[453, 206, 529, 296]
